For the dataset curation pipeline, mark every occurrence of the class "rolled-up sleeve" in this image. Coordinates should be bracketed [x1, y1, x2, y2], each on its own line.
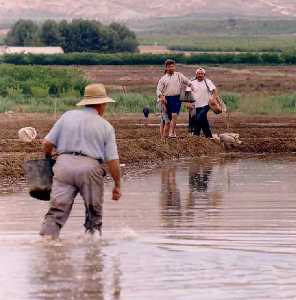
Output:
[45, 116, 64, 146]
[104, 128, 119, 161]
[179, 73, 191, 86]
[156, 77, 165, 98]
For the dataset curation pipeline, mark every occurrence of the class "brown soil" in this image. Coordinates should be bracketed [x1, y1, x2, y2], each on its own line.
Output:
[80, 65, 296, 94]
[1, 112, 296, 188]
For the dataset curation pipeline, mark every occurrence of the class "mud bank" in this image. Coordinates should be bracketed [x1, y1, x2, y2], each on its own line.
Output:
[0, 112, 296, 187]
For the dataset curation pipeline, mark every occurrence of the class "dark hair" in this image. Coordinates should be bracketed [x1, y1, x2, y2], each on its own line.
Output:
[165, 59, 176, 67]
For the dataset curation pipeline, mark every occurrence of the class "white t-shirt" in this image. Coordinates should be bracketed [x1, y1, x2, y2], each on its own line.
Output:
[191, 78, 216, 108]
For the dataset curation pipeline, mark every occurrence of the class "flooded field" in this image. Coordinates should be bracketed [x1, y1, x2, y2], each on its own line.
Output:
[1, 156, 296, 299]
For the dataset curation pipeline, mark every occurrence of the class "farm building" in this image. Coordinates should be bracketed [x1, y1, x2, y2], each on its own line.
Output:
[0, 46, 64, 55]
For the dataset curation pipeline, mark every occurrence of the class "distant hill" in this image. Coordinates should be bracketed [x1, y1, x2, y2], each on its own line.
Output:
[1, 0, 296, 22]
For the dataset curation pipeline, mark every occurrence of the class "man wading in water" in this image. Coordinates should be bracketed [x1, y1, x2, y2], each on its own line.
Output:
[40, 83, 121, 239]
[157, 59, 191, 138]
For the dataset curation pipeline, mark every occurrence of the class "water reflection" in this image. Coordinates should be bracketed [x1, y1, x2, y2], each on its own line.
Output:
[160, 162, 224, 228]
[189, 163, 212, 193]
[187, 162, 222, 210]
[2, 157, 296, 299]
[160, 167, 182, 229]
[30, 241, 111, 300]
[160, 167, 181, 209]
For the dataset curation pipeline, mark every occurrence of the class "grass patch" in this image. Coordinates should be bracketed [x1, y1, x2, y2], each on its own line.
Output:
[271, 94, 296, 113]
[110, 93, 156, 113]
[2, 92, 296, 115]
[238, 94, 296, 114]
[0, 96, 78, 113]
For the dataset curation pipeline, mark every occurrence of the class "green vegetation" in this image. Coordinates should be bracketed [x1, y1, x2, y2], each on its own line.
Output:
[132, 17, 296, 36]
[2, 51, 296, 65]
[169, 36, 296, 53]
[2, 91, 296, 115]
[1, 52, 181, 65]
[134, 17, 296, 53]
[221, 93, 296, 114]
[220, 93, 240, 111]
[5, 19, 139, 52]
[0, 96, 78, 113]
[140, 34, 296, 53]
[0, 64, 156, 113]
[0, 93, 156, 113]
[0, 64, 89, 99]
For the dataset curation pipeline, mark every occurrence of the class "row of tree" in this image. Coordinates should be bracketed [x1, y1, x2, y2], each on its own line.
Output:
[5, 19, 139, 53]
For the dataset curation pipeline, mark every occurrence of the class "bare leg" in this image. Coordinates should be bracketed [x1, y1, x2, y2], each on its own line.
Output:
[163, 122, 170, 138]
[160, 121, 164, 138]
[169, 113, 178, 136]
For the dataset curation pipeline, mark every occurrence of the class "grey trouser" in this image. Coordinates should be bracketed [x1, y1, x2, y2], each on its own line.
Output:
[40, 154, 105, 238]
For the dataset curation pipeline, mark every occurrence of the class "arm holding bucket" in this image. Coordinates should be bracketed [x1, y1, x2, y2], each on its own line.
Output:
[42, 139, 55, 157]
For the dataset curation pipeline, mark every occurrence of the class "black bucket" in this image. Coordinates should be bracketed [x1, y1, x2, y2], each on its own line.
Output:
[24, 158, 55, 201]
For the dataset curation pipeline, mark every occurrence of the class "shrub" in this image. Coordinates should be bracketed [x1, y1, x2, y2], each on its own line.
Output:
[6, 87, 23, 98]
[3, 51, 296, 66]
[0, 64, 89, 97]
[30, 86, 49, 98]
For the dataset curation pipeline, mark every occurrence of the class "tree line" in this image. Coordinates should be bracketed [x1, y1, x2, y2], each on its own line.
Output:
[5, 19, 139, 53]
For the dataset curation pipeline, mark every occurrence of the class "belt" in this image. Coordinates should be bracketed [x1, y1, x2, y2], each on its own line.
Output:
[61, 152, 103, 164]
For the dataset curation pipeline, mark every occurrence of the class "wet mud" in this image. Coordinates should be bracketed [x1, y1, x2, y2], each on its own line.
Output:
[1, 112, 296, 189]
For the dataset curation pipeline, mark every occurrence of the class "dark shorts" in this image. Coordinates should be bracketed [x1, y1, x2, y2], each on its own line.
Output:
[165, 95, 181, 120]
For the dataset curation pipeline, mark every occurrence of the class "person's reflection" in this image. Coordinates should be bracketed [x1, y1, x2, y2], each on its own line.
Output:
[160, 167, 181, 208]
[189, 164, 212, 193]
[111, 256, 122, 300]
[30, 241, 108, 300]
[187, 163, 221, 210]
[160, 167, 182, 228]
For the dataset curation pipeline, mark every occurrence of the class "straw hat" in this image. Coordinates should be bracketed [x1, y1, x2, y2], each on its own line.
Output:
[76, 83, 115, 106]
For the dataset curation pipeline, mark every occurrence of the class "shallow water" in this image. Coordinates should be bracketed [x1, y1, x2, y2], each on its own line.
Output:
[1, 156, 296, 299]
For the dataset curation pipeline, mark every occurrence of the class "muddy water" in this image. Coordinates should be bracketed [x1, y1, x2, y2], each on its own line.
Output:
[1, 157, 296, 300]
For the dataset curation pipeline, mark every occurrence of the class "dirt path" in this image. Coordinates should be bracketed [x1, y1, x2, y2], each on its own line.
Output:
[1, 112, 296, 190]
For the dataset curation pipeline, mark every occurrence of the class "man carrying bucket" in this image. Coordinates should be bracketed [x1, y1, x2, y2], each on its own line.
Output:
[40, 83, 121, 239]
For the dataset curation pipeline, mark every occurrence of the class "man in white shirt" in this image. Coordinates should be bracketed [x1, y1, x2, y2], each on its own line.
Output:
[188, 68, 218, 138]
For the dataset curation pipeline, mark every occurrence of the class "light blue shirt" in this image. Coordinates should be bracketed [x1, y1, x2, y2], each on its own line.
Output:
[45, 107, 119, 161]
